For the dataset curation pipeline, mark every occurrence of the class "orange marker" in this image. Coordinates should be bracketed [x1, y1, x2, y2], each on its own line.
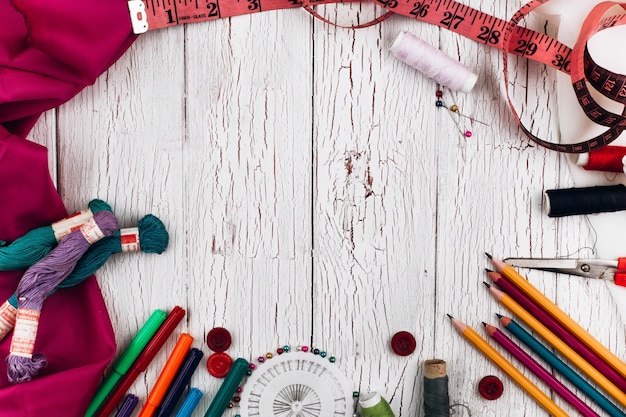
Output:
[139, 333, 194, 417]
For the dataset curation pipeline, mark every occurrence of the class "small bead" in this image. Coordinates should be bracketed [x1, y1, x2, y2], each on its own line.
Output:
[353, 391, 360, 398]
[228, 403, 234, 409]
[320, 351, 327, 358]
[266, 352, 273, 359]
[246, 370, 252, 376]
[258, 356, 265, 363]
[313, 349, 320, 355]
[296, 346, 302, 351]
[450, 104, 459, 112]
[436, 90, 443, 97]
[236, 387, 243, 393]
[329, 357, 336, 363]
[233, 396, 241, 402]
[249, 363, 256, 370]
[301, 346, 309, 352]
[283, 345, 290, 352]
[465, 130, 472, 138]
[435, 100, 444, 107]
[277, 348, 284, 355]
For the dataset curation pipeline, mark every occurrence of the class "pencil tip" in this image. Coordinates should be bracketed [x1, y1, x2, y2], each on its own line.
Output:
[483, 281, 491, 288]
[485, 252, 493, 259]
[482, 321, 487, 327]
[446, 313, 453, 320]
[485, 268, 493, 273]
[495, 313, 503, 318]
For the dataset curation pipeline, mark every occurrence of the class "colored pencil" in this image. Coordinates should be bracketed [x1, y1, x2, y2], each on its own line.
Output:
[485, 283, 626, 407]
[499, 315, 625, 417]
[93, 306, 186, 417]
[487, 253, 626, 379]
[484, 322, 600, 417]
[487, 270, 626, 392]
[139, 333, 194, 417]
[448, 315, 568, 417]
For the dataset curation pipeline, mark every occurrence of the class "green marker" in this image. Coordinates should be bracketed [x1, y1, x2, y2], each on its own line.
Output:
[85, 309, 168, 417]
[204, 357, 250, 417]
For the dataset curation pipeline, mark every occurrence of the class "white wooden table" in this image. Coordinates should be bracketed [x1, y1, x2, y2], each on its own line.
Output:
[30, 0, 626, 415]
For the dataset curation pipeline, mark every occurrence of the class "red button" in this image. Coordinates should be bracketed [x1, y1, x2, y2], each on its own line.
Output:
[207, 327, 232, 352]
[390, 331, 416, 356]
[478, 375, 503, 400]
[207, 352, 233, 378]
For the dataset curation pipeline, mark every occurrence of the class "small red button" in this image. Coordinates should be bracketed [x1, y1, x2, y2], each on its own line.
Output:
[207, 352, 233, 378]
[478, 375, 503, 400]
[207, 327, 232, 352]
[390, 331, 416, 356]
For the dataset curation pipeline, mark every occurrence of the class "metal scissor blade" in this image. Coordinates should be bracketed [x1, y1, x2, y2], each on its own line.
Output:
[504, 257, 618, 281]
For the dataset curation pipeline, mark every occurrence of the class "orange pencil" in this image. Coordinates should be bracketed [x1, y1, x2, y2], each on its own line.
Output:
[487, 253, 626, 380]
[138, 333, 194, 417]
[485, 283, 626, 408]
[448, 315, 568, 417]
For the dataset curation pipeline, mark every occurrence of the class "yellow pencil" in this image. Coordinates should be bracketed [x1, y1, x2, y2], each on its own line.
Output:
[448, 315, 568, 417]
[486, 284, 626, 408]
[488, 254, 626, 379]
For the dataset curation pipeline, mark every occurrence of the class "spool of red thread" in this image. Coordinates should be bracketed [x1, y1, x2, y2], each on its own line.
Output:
[576, 146, 626, 174]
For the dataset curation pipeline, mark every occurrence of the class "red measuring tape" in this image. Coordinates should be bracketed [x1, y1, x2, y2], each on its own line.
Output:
[127, 0, 626, 153]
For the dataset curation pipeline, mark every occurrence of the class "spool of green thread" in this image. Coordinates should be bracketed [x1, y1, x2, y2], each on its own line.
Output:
[359, 392, 395, 417]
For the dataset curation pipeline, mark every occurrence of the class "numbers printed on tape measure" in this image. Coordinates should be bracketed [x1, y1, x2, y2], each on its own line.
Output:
[127, 0, 626, 153]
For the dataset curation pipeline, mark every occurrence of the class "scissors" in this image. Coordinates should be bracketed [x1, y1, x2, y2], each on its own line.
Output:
[504, 257, 626, 287]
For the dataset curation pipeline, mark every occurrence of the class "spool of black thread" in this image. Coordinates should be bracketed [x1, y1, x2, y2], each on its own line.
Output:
[423, 359, 451, 417]
[544, 184, 626, 217]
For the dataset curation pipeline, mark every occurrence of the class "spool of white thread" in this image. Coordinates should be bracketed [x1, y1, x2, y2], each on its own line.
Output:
[390, 31, 478, 93]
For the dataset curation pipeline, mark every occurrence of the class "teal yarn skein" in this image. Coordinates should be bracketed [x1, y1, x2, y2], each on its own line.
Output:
[0, 199, 112, 270]
[4, 214, 168, 309]
[359, 392, 396, 417]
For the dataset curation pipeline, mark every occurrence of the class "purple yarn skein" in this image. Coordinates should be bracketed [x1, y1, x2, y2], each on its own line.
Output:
[6, 210, 118, 384]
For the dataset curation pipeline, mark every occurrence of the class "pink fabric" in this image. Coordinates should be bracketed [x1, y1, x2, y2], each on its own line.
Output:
[1, 0, 136, 136]
[1, 0, 137, 415]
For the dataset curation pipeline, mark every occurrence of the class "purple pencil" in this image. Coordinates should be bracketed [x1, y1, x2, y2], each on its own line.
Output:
[486, 270, 626, 393]
[485, 323, 600, 417]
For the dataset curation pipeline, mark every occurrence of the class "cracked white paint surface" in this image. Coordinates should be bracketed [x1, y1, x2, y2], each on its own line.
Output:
[29, 1, 624, 416]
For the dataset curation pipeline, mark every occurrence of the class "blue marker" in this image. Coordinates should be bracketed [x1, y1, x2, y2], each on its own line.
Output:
[175, 388, 203, 417]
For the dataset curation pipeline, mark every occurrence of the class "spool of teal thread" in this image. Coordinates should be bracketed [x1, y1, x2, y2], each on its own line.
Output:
[359, 392, 395, 417]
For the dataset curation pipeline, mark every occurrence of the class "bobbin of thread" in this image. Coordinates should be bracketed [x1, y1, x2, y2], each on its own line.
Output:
[359, 392, 395, 417]
[543, 184, 626, 217]
[423, 359, 451, 417]
[391, 31, 478, 93]
[576, 146, 626, 174]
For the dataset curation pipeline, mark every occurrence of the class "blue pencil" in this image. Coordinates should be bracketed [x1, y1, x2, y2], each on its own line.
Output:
[156, 348, 204, 417]
[174, 388, 203, 417]
[499, 314, 625, 417]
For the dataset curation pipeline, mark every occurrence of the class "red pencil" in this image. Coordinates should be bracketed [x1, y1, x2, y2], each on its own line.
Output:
[484, 322, 600, 417]
[93, 306, 186, 417]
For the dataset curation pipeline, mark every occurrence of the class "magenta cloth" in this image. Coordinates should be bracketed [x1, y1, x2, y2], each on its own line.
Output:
[1, 0, 137, 415]
[1, 0, 136, 137]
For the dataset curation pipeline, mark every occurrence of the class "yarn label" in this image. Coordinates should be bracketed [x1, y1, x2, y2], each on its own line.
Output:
[0, 301, 17, 338]
[52, 208, 94, 241]
[120, 227, 141, 252]
[80, 217, 106, 244]
[11, 309, 40, 357]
